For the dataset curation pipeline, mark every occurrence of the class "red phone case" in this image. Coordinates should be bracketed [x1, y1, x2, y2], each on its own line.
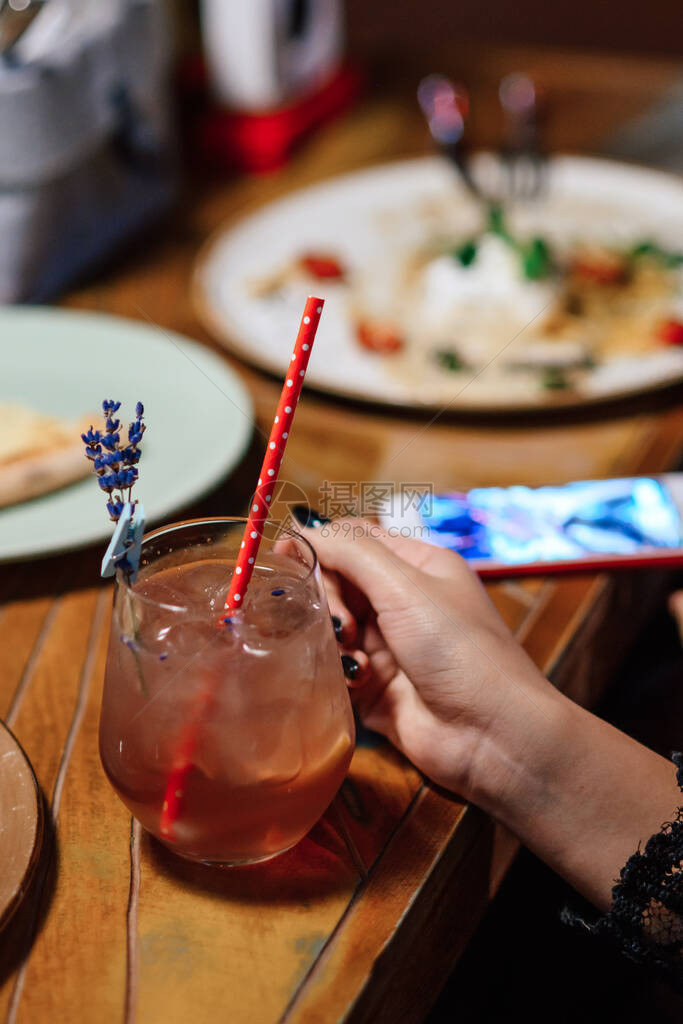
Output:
[475, 549, 683, 579]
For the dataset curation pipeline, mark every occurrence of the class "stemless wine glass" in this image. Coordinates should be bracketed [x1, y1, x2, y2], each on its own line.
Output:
[99, 517, 355, 865]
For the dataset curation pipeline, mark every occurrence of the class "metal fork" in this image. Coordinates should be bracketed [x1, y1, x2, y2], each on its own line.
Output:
[418, 71, 547, 205]
[498, 72, 547, 201]
[417, 74, 483, 200]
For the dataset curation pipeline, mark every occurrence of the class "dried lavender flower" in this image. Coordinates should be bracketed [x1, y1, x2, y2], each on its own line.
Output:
[81, 400, 145, 521]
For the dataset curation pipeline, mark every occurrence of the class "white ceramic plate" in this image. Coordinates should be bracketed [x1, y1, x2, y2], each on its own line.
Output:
[0, 307, 253, 561]
[193, 155, 683, 411]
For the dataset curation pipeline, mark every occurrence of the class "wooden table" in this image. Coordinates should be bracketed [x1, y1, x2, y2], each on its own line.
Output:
[2, 43, 683, 1024]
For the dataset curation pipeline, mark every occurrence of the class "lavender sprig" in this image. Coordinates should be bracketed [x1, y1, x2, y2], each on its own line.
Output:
[82, 400, 145, 521]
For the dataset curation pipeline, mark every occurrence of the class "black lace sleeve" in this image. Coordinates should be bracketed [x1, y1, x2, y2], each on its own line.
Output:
[563, 752, 683, 988]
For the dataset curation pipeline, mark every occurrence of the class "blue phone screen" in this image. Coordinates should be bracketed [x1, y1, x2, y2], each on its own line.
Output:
[419, 478, 683, 565]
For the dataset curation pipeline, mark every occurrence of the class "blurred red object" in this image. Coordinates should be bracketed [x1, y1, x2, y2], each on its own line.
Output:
[658, 319, 683, 346]
[299, 252, 346, 280]
[182, 60, 362, 174]
[356, 320, 404, 354]
[570, 255, 627, 285]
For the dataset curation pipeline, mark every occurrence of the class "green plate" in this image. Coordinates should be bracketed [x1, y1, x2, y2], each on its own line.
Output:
[0, 306, 254, 561]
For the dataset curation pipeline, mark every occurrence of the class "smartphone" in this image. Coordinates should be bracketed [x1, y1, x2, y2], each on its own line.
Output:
[380, 474, 683, 578]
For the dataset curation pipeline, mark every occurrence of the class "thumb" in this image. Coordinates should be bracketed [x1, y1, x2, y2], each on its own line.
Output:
[302, 521, 422, 616]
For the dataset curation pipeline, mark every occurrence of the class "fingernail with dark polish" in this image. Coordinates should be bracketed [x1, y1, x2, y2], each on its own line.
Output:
[341, 654, 360, 680]
[331, 615, 343, 640]
[292, 505, 331, 528]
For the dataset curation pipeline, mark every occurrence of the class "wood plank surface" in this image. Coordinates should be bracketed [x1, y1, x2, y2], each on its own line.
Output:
[1, 42, 683, 1024]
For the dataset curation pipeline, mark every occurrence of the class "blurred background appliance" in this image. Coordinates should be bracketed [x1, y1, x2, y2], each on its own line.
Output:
[0, 0, 176, 303]
[194, 0, 359, 173]
[200, 0, 344, 110]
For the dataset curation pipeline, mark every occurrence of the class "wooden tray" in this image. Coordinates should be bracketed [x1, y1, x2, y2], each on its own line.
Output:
[0, 719, 43, 931]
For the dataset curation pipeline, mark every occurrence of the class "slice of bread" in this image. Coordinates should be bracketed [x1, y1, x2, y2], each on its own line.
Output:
[0, 403, 93, 509]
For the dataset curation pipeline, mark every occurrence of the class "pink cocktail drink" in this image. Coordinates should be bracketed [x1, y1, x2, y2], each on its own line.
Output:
[99, 518, 355, 864]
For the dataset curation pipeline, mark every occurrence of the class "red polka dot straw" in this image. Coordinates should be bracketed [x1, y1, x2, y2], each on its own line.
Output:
[219, 295, 323, 618]
[160, 296, 324, 839]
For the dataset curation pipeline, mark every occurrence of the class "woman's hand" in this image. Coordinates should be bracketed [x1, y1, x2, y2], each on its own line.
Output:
[307, 519, 681, 911]
[307, 519, 558, 803]
[668, 589, 683, 643]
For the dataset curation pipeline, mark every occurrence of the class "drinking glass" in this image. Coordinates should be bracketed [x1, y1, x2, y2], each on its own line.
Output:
[99, 517, 355, 865]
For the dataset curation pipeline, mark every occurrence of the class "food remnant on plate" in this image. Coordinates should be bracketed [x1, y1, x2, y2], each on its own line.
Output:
[250, 251, 348, 299]
[298, 252, 346, 281]
[519, 237, 553, 280]
[486, 206, 554, 280]
[246, 191, 683, 405]
[356, 320, 404, 354]
[570, 248, 628, 286]
[434, 348, 466, 372]
[630, 241, 683, 268]
[657, 319, 683, 346]
[436, 348, 466, 372]
[541, 367, 571, 390]
[451, 239, 477, 267]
